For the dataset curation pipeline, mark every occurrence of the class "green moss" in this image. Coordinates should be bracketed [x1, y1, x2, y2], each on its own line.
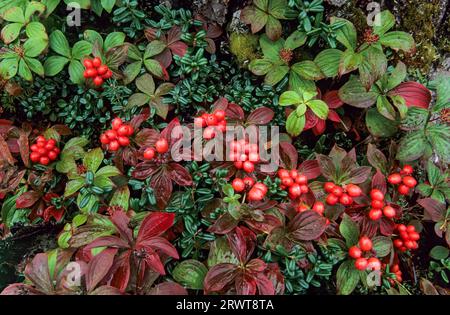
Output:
[229, 32, 260, 65]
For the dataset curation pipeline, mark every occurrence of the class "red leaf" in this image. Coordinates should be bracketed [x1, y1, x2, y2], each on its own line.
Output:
[246, 258, 267, 273]
[204, 263, 238, 292]
[135, 128, 160, 147]
[1, 284, 42, 295]
[169, 41, 188, 57]
[235, 273, 257, 295]
[160, 118, 181, 144]
[264, 263, 284, 295]
[211, 97, 229, 111]
[84, 236, 130, 251]
[380, 217, 395, 236]
[246, 107, 274, 125]
[149, 282, 188, 295]
[139, 236, 179, 259]
[24, 253, 53, 294]
[287, 210, 328, 241]
[89, 285, 123, 295]
[0, 135, 16, 166]
[18, 131, 30, 167]
[389, 82, 431, 109]
[110, 211, 134, 244]
[304, 110, 319, 130]
[323, 90, 344, 109]
[227, 227, 255, 263]
[43, 206, 64, 222]
[298, 159, 321, 180]
[417, 198, 446, 222]
[371, 169, 387, 194]
[279, 142, 298, 170]
[86, 248, 118, 292]
[255, 273, 275, 295]
[143, 250, 166, 275]
[328, 110, 341, 122]
[208, 213, 239, 234]
[154, 49, 172, 69]
[168, 163, 193, 186]
[150, 171, 173, 209]
[110, 251, 131, 291]
[132, 162, 160, 180]
[137, 212, 175, 243]
[312, 119, 326, 135]
[16, 191, 41, 209]
[225, 103, 245, 121]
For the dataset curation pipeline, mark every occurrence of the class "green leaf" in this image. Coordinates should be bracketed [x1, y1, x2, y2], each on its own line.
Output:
[259, 34, 283, 61]
[50, 30, 71, 58]
[84, 29, 104, 48]
[339, 76, 378, 108]
[127, 93, 150, 109]
[0, 56, 19, 79]
[427, 124, 450, 164]
[248, 58, 273, 75]
[72, 40, 92, 60]
[264, 65, 289, 85]
[24, 38, 48, 57]
[96, 165, 120, 177]
[18, 58, 32, 81]
[110, 185, 130, 211]
[265, 15, 282, 41]
[64, 178, 85, 196]
[331, 17, 357, 50]
[372, 236, 392, 257]
[359, 45, 387, 89]
[385, 61, 407, 91]
[136, 73, 155, 95]
[172, 260, 208, 290]
[286, 111, 305, 136]
[1, 23, 22, 44]
[314, 48, 342, 78]
[308, 100, 329, 120]
[25, 22, 47, 39]
[144, 59, 164, 78]
[123, 60, 142, 84]
[377, 95, 396, 120]
[144, 40, 166, 59]
[433, 74, 450, 112]
[93, 176, 113, 190]
[42, 0, 62, 16]
[339, 49, 362, 75]
[24, 57, 44, 76]
[291, 60, 324, 80]
[380, 31, 415, 53]
[426, 160, 441, 187]
[207, 237, 239, 267]
[68, 60, 85, 84]
[24, 1, 46, 21]
[340, 214, 359, 247]
[284, 30, 307, 49]
[104, 32, 125, 51]
[373, 10, 395, 36]
[83, 148, 104, 173]
[101, 0, 116, 13]
[336, 260, 360, 295]
[396, 130, 428, 161]
[430, 246, 449, 260]
[366, 108, 398, 138]
[390, 95, 408, 119]
[279, 91, 301, 106]
[3, 7, 25, 23]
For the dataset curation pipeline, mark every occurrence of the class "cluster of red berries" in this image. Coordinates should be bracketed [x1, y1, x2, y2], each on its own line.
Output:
[385, 263, 403, 284]
[194, 110, 227, 140]
[324, 182, 361, 206]
[29, 136, 60, 165]
[296, 201, 329, 224]
[229, 139, 260, 173]
[100, 118, 134, 152]
[348, 236, 381, 271]
[83, 57, 113, 87]
[393, 224, 420, 252]
[231, 177, 268, 201]
[277, 169, 309, 199]
[143, 138, 169, 160]
[387, 165, 417, 195]
[367, 189, 397, 221]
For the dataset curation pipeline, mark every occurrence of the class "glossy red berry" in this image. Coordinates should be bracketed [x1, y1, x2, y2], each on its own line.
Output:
[214, 110, 226, 121]
[339, 194, 353, 206]
[289, 184, 301, 198]
[194, 117, 206, 128]
[93, 76, 103, 86]
[203, 126, 216, 140]
[242, 161, 255, 173]
[289, 169, 298, 179]
[346, 184, 362, 197]
[232, 178, 245, 192]
[348, 246, 362, 259]
[393, 239, 403, 248]
[326, 193, 339, 205]
[48, 150, 58, 161]
[398, 184, 410, 195]
[155, 138, 169, 154]
[278, 169, 290, 178]
[111, 117, 123, 130]
[205, 114, 218, 126]
[299, 185, 309, 194]
[368, 208, 383, 221]
[102, 70, 113, 79]
[382, 205, 396, 219]
[281, 177, 294, 187]
[118, 136, 130, 147]
[296, 174, 308, 185]
[83, 59, 93, 68]
[92, 57, 102, 67]
[97, 65, 109, 75]
[30, 152, 40, 162]
[39, 156, 50, 165]
[100, 133, 110, 144]
[331, 186, 343, 197]
[248, 187, 265, 201]
[234, 161, 243, 169]
[371, 200, 384, 209]
[243, 177, 255, 188]
[359, 236, 373, 251]
[105, 130, 118, 140]
[312, 201, 325, 214]
[387, 173, 402, 185]
[253, 183, 268, 195]
[370, 189, 384, 201]
[324, 182, 335, 193]
[402, 176, 417, 188]
[355, 258, 368, 270]
[367, 257, 381, 271]
[143, 148, 155, 160]
[402, 165, 413, 175]
[108, 140, 120, 151]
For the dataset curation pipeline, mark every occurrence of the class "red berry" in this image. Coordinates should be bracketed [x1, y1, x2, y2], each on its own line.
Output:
[400, 231, 410, 240]
[300, 185, 309, 194]
[155, 138, 169, 154]
[339, 193, 353, 205]
[289, 184, 301, 198]
[205, 114, 218, 126]
[296, 204, 309, 213]
[331, 186, 343, 197]
[234, 161, 243, 169]
[370, 189, 384, 201]
[203, 126, 216, 140]
[117, 125, 128, 136]
[402, 176, 417, 188]
[391, 264, 400, 273]
[367, 257, 381, 271]
[368, 208, 383, 221]
[393, 239, 403, 248]
[53, 147, 60, 154]
[409, 231, 420, 241]
[253, 183, 268, 195]
[214, 110, 226, 121]
[312, 201, 325, 214]
[278, 169, 290, 179]
[387, 173, 402, 185]
[30, 144, 39, 152]
[100, 133, 110, 144]
[396, 224, 407, 232]
[243, 177, 255, 188]
[405, 240, 415, 249]
[248, 187, 265, 201]
[106, 130, 118, 140]
[38, 148, 47, 156]
[47, 139, 56, 147]
[296, 174, 308, 185]
[30, 152, 40, 162]
[402, 165, 413, 175]
[37, 141, 45, 148]
[242, 161, 255, 173]
[108, 140, 120, 151]
[48, 150, 58, 161]
[355, 258, 368, 270]
[326, 194, 339, 205]
[45, 143, 54, 151]
[382, 205, 396, 219]
[289, 169, 298, 179]
[281, 177, 294, 187]
[324, 182, 335, 193]
[232, 178, 245, 192]
[194, 117, 206, 128]
[359, 236, 373, 251]
[143, 148, 155, 160]
[39, 156, 50, 165]
[398, 184, 410, 195]
[406, 225, 416, 233]
[118, 136, 130, 147]
[371, 200, 384, 209]
[93, 76, 103, 87]
[83, 59, 93, 68]
[346, 184, 362, 197]
[97, 65, 108, 75]
[111, 117, 123, 130]
[349, 246, 362, 259]
[92, 57, 102, 68]
[85, 68, 98, 78]
[124, 125, 134, 136]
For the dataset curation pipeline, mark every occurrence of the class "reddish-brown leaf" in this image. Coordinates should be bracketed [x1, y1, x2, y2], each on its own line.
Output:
[168, 163, 193, 186]
[137, 212, 175, 243]
[148, 281, 188, 295]
[235, 273, 257, 295]
[298, 159, 321, 179]
[246, 107, 274, 125]
[371, 169, 387, 194]
[150, 171, 173, 209]
[417, 198, 445, 222]
[288, 210, 328, 241]
[389, 82, 431, 109]
[204, 263, 237, 292]
[16, 191, 41, 209]
[86, 248, 118, 292]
